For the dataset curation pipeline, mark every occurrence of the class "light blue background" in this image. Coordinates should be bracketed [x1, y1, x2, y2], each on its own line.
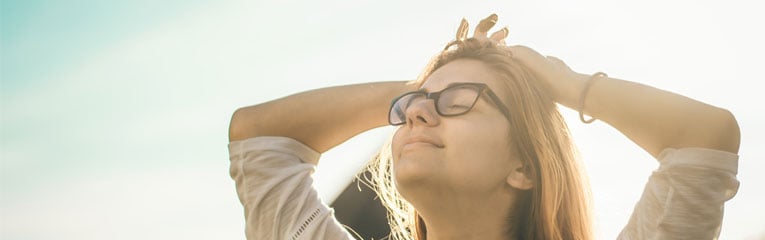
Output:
[2, 0, 763, 239]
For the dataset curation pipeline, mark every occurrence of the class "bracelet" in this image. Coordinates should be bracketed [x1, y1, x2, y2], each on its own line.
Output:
[578, 72, 607, 124]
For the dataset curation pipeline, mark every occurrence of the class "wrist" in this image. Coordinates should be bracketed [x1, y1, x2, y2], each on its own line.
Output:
[557, 73, 590, 109]
[577, 72, 607, 123]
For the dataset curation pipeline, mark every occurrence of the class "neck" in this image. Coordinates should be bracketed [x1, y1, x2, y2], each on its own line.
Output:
[425, 224, 511, 240]
[414, 191, 518, 240]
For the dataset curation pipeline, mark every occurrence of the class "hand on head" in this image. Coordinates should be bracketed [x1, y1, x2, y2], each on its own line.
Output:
[456, 13, 509, 45]
[456, 14, 585, 105]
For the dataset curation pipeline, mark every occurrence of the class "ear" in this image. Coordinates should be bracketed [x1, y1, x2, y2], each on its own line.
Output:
[506, 163, 534, 190]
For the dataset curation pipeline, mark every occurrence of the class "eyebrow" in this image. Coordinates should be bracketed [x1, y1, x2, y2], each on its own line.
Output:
[418, 82, 475, 92]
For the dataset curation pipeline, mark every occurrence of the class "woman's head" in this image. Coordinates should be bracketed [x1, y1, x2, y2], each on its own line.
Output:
[390, 58, 527, 202]
[368, 39, 592, 240]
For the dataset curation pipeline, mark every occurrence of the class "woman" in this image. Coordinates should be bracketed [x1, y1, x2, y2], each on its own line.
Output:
[228, 14, 740, 240]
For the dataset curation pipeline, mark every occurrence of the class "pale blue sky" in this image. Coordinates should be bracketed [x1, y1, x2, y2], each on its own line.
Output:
[2, 0, 763, 239]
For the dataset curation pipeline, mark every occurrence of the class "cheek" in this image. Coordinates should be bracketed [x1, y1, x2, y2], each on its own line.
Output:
[391, 127, 404, 163]
[446, 119, 510, 157]
[442, 121, 513, 186]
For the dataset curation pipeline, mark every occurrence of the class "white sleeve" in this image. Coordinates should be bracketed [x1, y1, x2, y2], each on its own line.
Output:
[617, 147, 740, 240]
[228, 136, 354, 240]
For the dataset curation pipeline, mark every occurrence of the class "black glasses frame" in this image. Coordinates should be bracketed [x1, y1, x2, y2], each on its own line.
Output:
[388, 82, 512, 126]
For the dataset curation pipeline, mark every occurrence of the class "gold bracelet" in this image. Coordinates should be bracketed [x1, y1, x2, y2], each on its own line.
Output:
[578, 72, 607, 124]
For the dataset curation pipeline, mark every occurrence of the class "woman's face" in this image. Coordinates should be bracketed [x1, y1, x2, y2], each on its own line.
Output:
[392, 59, 518, 201]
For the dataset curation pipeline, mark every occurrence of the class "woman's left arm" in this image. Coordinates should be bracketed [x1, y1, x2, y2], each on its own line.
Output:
[509, 46, 740, 158]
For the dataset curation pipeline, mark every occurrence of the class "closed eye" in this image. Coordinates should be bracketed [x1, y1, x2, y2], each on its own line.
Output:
[448, 104, 471, 109]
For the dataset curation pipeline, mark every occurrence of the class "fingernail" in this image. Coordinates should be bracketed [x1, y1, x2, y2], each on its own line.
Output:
[457, 18, 469, 40]
[477, 18, 493, 30]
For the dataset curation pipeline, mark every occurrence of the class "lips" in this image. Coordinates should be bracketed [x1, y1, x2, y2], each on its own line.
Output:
[404, 135, 444, 148]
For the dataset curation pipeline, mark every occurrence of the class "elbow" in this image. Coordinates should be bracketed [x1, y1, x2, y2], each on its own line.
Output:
[693, 108, 740, 154]
[228, 108, 244, 142]
[674, 107, 740, 154]
[229, 107, 260, 142]
[716, 109, 741, 154]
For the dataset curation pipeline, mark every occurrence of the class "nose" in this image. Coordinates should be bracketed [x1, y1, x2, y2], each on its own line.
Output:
[404, 98, 440, 127]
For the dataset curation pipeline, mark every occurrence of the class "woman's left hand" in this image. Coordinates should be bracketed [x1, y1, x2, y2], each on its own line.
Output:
[463, 14, 589, 107]
[459, 14, 509, 45]
[464, 15, 741, 157]
[507, 45, 589, 108]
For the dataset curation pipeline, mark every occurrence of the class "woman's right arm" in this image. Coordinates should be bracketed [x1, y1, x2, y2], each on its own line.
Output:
[229, 81, 412, 159]
[228, 81, 412, 239]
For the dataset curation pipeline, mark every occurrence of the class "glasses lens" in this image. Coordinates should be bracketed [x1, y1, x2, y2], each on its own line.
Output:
[437, 85, 481, 115]
[389, 92, 424, 125]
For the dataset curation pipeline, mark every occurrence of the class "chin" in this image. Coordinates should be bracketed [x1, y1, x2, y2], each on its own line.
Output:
[393, 155, 438, 195]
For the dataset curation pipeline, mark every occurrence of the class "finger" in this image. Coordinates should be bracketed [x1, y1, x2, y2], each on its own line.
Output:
[489, 27, 509, 43]
[545, 55, 563, 63]
[506, 45, 549, 68]
[456, 18, 469, 41]
[508, 45, 544, 59]
[546, 56, 573, 71]
[546, 56, 563, 64]
[473, 14, 498, 38]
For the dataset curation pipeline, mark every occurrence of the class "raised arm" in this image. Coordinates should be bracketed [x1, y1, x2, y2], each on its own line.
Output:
[509, 46, 740, 157]
[229, 81, 413, 158]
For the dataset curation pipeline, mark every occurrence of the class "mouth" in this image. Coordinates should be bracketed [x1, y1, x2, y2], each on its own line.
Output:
[403, 136, 444, 149]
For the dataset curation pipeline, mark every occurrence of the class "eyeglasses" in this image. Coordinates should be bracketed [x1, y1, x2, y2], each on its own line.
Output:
[388, 82, 511, 126]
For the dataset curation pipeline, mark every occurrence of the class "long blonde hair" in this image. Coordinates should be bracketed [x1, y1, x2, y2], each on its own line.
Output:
[365, 39, 593, 240]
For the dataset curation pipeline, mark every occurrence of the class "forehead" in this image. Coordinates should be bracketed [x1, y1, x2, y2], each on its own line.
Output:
[421, 59, 503, 93]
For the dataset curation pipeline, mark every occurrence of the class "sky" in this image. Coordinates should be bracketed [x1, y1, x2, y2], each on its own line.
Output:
[1, 0, 764, 239]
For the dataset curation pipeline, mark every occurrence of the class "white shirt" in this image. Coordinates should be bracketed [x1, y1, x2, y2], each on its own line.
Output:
[228, 136, 739, 240]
